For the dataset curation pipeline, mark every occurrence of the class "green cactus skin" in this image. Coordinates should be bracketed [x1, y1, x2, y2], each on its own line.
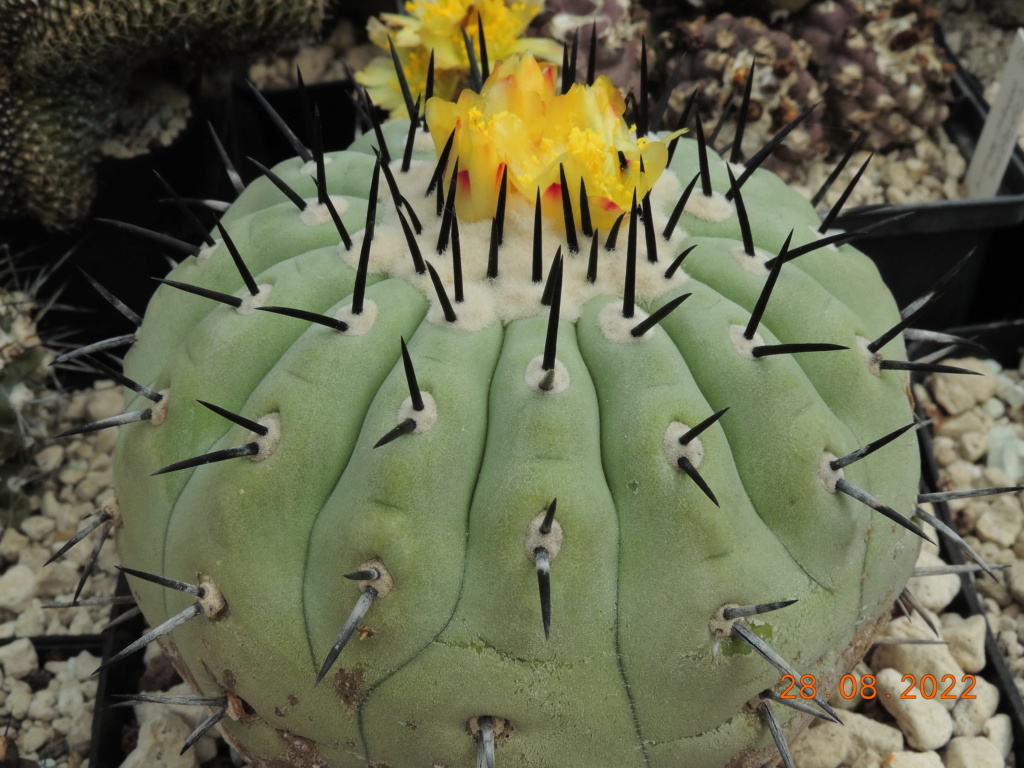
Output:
[110, 114, 921, 768]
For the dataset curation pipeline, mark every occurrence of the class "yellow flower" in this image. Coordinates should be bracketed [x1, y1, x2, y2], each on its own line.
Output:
[356, 0, 562, 119]
[425, 53, 674, 231]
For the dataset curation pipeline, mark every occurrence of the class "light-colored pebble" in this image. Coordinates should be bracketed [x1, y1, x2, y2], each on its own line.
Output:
[35, 561, 81, 597]
[27, 688, 58, 721]
[34, 444, 65, 473]
[850, 749, 883, 768]
[842, 710, 903, 756]
[937, 411, 993, 440]
[20, 724, 51, 755]
[56, 686, 83, 719]
[932, 360, 1000, 414]
[875, 667, 952, 751]
[943, 735, 1003, 768]
[11, 599, 46, 637]
[958, 431, 988, 463]
[906, 551, 960, 613]
[932, 435, 958, 466]
[976, 498, 1023, 547]
[6, 684, 32, 719]
[950, 674, 999, 736]
[65, 707, 93, 753]
[988, 425, 1024, 482]
[119, 715, 200, 768]
[86, 384, 123, 422]
[0, 564, 38, 613]
[66, 650, 100, 682]
[982, 713, 1013, 758]
[0, 637, 39, 678]
[19, 515, 56, 542]
[0, 526, 29, 560]
[880, 751, 943, 768]
[789, 721, 849, 768]
[939, 613, 986, 672]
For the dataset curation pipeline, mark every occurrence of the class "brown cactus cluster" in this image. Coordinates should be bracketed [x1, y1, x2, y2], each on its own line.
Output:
[658, 12, 827, 172]
[658, 0, 953, 168]
[794, 0, 952, 150]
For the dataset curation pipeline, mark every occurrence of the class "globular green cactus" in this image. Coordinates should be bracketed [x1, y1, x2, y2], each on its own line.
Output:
[83, 45, 957, 768]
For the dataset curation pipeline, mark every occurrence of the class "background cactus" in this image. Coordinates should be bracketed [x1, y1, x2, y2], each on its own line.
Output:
[0, 0, 326, 230]
[652, 0, 953, 175]
[69, 39, 966, 767]
[657, 12, 828, 172]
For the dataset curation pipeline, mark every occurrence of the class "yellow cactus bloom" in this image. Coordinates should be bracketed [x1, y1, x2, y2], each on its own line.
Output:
[425, 53, 673, 231]
[356, 0, 562, 119]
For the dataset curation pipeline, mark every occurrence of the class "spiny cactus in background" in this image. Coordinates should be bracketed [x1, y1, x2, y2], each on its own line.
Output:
[655, 0, 952, 170]
[657, 13, 828, 173]
[0, 69, 118, 228]
[792, 0, 952, 151]
[0, 0, 325, 230]
[1, 249, 59, 525]
[357, 0, 562, 119]
[527, 0, 650, 96]
[48, 31, 1012, 768]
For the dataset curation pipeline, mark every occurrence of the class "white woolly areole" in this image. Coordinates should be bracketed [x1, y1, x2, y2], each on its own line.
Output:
[150, 389, 171, 427]
[356, 557, 394, 598]
[857, 335, 883, 377]
[237, 284, 273, 315]
[729, 324, 764, 359]
[524, 510, 564, 561]
[808, 223, 840, 251]
[197, 578, 228, 618]
[196, 240, 220, 266]
[663, 421, 706, 471]
[731, 245, 772, 276]
[396, 391, 437, 434]
[722, 159, 746, 176]
[299, 196, 350, 227]
[423, 279, 496, 331]
[248, 412, 282, 462]
[598, 301, 649, 343]
[684, 190, 732, 223]
[342, 158, 692, 325]
[819, 451, 843, 493]
[299, 156, 332, 176]
[103, 500, 123, 528]
[708, 603, 741, 642]
[525, 355, 570, 394]
[336, 299, 378, 336]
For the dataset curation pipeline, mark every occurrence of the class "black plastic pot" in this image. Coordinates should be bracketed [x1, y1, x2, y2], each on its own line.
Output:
[835, 36, 1024, 330]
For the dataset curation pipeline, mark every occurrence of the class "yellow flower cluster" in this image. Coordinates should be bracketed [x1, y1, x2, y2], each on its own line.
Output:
[356, 0, 561, 119]
[425, 53, 672, 231]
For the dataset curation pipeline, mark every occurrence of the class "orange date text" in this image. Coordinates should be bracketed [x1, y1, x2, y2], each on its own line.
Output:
[779, 673, 977, 700]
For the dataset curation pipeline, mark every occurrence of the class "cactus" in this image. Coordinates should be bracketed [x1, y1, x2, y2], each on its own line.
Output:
[0, 0, 325, 230]
[58, 40, 992, 768]
[657, 12, 828, 173]
[791, 0, 952, 152]
[1, 248, 60, 526]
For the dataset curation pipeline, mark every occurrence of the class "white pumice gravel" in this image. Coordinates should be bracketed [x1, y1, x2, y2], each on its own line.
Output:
[1, 382, 123, 768]
[795, 353, 1023, 767]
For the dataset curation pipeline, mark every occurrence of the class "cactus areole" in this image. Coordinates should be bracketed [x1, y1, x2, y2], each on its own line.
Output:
[112, 53, 922, 768]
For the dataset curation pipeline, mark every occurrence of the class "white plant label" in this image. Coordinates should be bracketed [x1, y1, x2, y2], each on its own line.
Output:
[966, 28, 1024, 198]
